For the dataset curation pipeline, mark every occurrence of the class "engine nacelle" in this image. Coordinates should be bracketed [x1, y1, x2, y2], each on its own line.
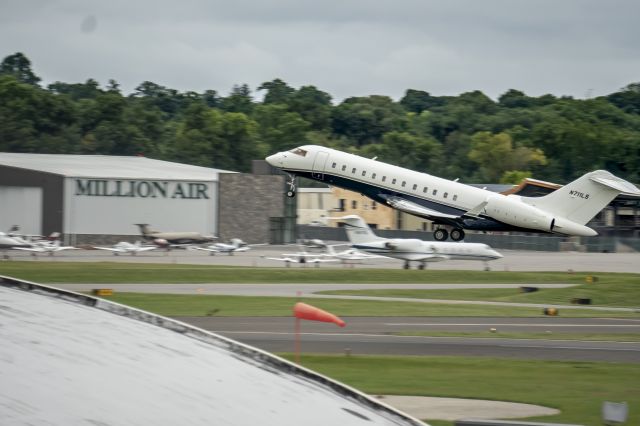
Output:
[484, 195, 554, 232]
[384, 239, 424, 252]
[153, 238, 169, 247]
[484, 195, 598, 236]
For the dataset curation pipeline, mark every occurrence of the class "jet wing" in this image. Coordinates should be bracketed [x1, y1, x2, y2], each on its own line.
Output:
[134, 246, 157, 252]
[384, 196, 460, 220]
[13, 247, 43, 252]
[384, 196, 487, 221]
[418, 254, 450, 262]
[281, 252, 325, 257]
[53, 246, 79, 252]
[93, 247, 122, 252]
[189, 246, 220, 253]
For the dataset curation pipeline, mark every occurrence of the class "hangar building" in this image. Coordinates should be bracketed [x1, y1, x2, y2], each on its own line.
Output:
[0, 153, 226, 244]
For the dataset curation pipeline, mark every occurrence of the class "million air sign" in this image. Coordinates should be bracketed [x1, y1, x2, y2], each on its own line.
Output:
[74, 179, 211, 200]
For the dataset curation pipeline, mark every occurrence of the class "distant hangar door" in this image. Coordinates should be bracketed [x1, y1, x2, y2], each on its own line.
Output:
[311, 151, 329, 180]
[0, 186, 42, 235]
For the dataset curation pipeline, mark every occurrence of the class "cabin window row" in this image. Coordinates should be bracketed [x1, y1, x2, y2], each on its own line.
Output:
[330, 162, 458, 202]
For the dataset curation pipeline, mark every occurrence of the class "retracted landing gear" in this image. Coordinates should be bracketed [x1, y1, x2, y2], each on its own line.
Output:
[286, 174, 297, 198]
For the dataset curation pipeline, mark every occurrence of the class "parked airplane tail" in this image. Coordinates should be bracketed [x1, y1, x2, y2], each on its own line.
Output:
[134, 224, 154, 236]
[524, 170, 640, 225]
[333, 215, 384, 244]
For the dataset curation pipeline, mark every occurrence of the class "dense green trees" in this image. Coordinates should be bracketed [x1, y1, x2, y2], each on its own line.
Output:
[1, 52, 640, 182]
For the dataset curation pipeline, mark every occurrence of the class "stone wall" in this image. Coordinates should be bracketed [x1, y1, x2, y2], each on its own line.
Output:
[218, 173, 286, 243]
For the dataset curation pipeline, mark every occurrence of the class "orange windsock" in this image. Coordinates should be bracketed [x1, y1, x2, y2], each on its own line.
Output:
[293, 302, 346, 327]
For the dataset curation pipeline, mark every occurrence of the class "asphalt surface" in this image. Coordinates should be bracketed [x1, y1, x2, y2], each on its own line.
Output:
[6, 246, 640, 272]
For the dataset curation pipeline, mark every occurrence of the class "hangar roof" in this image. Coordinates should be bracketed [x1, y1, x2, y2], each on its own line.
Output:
[0, 276, 424, 426]
[0, 152, 234, 180]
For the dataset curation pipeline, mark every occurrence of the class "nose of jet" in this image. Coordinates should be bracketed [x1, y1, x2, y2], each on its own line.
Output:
[490, 249, 503, 259]
[265, 152, 284, 168]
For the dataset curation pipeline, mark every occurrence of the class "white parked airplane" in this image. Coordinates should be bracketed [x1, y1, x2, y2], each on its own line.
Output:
[189, 239, 266, 255]
[14, 240, 79, 256]
[264, 247, 339, 267]
[94, 241, 158, 256]
[335, 215, 502, 269]
[266, 146, 640, 240]
[0, 232, 34, 251]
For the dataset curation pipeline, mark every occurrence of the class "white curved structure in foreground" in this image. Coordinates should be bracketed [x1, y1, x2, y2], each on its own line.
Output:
[0, 276, 426, 426]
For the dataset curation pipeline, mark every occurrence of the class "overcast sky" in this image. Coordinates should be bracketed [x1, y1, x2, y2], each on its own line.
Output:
[1, 0, 639, 102]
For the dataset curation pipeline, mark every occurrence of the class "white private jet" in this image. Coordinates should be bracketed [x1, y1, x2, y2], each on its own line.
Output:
[14, 240, 79, 256]
[0, 232, 35, 258]
[264, 247, 339, 267]
[335, 215, 502, 269]
[93, 241, 158, 256]
[189, 239, 266, 255]
[266, 146, 640, 240]
[0, 232, 33, 249]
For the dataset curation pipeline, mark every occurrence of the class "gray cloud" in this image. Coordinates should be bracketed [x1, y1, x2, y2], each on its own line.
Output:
[1, 0, 639, 101]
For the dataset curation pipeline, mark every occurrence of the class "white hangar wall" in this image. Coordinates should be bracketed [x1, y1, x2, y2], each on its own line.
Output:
[0, 153, 230, 243]
[63, 177, 217, 236]
[0, 186, 43, 235]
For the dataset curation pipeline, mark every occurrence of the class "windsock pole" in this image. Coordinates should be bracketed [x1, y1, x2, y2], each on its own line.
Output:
[295, 316, 301, 363]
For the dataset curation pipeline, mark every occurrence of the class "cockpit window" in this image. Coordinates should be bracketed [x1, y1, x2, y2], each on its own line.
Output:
[289, 148, 308, 157]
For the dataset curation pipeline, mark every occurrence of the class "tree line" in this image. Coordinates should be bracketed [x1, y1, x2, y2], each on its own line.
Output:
[1, 52, 640, 184]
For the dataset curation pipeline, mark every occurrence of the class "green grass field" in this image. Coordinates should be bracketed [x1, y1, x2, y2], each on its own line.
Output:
[284, 354, 640, 426]
[102, 293, 638, 318]
[0, 260, 613, 284]
[317, 277, 640, 308]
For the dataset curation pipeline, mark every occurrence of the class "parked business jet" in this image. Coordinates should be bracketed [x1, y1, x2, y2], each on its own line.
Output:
[94, 241, 158, 256]
[264, 247, 339, 267]
[14, 240, 79, 256]
[135, 224, 217, 247]
[0, 233, 34, 259]
[266, 146, 640, 240]
[189, 239, 266, 255]
[335, 215, 502, 269]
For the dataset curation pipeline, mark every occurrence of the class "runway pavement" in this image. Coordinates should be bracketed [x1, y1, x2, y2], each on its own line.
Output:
[173, 316, 640, 363]
[6, 246, 640, 272]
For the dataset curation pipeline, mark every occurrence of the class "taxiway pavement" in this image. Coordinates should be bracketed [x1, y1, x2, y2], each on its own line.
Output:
[7, 246, 640, 273]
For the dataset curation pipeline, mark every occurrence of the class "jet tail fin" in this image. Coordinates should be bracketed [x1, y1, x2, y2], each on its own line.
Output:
[330, 215, 383, 244]
[524, 170, 640, 225]
[134, 224, 153, 236]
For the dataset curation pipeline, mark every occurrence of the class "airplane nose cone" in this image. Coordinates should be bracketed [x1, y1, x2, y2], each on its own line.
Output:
[491, 250, 503, 259]
[265, 152, 283, 167]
